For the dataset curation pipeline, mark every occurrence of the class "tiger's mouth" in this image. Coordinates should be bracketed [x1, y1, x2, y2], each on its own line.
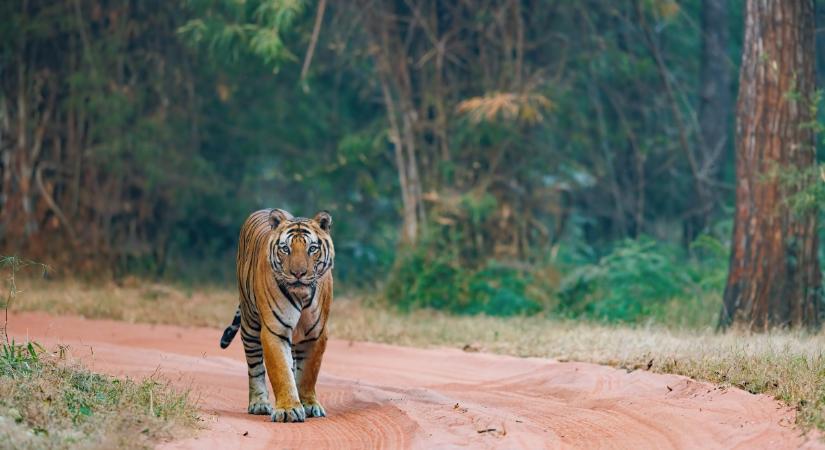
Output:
[274, 274, 315, 289]
[286, 278, 315, 288]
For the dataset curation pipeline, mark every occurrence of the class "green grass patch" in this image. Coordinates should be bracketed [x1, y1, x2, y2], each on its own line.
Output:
[0, 340, 198, 449]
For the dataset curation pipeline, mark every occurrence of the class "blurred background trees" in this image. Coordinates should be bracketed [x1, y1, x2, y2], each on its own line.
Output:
[1, 0, 822, 325]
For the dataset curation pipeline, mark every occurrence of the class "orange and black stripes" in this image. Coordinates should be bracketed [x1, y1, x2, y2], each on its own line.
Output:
[220, 208, 334, 422]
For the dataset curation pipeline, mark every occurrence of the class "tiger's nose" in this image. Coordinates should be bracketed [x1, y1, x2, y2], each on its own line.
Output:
[291, 269, 307, 279]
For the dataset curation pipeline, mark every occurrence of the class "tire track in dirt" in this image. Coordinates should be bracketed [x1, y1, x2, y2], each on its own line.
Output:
[7, 313, 822, 449]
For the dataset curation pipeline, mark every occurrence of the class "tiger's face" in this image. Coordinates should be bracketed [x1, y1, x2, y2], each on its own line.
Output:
[268, 209, 334, 298]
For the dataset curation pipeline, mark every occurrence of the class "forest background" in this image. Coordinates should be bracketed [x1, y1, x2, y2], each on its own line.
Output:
[2, 0, 824, 327]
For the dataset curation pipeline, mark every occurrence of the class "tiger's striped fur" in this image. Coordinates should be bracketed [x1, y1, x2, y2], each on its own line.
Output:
[220, 208, 334, 423]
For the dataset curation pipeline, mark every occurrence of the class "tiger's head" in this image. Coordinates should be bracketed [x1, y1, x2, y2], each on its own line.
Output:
[267, 209, 335, 298]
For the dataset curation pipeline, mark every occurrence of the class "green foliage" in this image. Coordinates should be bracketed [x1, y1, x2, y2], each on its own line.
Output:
[385, 219, 729, 324]
[8, 0, 821, 332]
[689, 233, 731, 290]
[557, 236, 727, 323]
[781, 88, 825, 219]
[179, 0, 306, 67]
[0, 341, 43, 377]
[464, 263, 544, 316]
[386, 236, 544, 316]
[787, 165, 825, 214]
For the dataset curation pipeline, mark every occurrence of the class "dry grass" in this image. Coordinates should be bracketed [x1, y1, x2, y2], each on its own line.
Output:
[0, 340, 198, 449]
[10, 280, 825, 432]
[14, 278, 235, 328]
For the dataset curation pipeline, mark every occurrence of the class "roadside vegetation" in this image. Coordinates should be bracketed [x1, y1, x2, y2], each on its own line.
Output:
[389, 232, 729, 324]
[10, 279, 825, 433]
[0, 339, 198, 449]
[0, 258, 198, 449]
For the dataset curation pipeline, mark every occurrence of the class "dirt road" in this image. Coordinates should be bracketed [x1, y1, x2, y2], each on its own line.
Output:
[6, 312, 820, 449]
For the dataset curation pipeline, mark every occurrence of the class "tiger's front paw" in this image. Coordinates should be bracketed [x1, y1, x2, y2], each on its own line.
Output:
[302, 400, 326, 418]
[248, 402, 273, 415]
[271, 404, 306, 423]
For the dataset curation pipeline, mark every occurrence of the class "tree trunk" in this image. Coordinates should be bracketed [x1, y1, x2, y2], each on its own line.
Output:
[379, 73, 419, 245]
[684, 0, 731, 245]
[368, 3, 424, 246]
[721, 0, 823, 330]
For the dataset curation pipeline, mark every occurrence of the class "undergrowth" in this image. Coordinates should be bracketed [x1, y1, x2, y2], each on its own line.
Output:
[386, 250, 548, 316]
[557, 235, 728, 324]
[1, 256, 198, 449]
[0, 339, 198, 450]
[386, 233, 729, 326]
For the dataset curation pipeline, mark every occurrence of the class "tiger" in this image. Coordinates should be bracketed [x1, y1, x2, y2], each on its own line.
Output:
[219, 208, 334, 423]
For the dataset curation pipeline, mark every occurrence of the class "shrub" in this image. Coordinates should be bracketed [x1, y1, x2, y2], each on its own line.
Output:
[386, 245, 543, 316]
[557, 236, 727, 324]
[385, 228, 728, 324]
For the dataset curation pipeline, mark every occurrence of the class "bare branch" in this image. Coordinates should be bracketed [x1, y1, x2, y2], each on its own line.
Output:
[300, 0, 327, 83]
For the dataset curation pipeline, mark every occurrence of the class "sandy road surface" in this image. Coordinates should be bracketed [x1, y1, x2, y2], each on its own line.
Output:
[6, 312, 821, 449]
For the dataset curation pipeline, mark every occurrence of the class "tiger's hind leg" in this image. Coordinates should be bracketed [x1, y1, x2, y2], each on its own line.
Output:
[240, 305, 272, 415]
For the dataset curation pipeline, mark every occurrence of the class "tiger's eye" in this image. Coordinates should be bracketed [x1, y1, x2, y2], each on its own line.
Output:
[308, 244, 319, 254]
[279, 244, 290, 254]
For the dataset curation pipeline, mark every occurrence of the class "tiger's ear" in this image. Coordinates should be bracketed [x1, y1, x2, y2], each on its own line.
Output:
[313, 210, 332, 232]
[269, 208, 294, 229]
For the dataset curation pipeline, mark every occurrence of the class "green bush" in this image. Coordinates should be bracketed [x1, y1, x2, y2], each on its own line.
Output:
[386, 246, 543, 316]
[557, 236, 727, 324]
[385, 228, 728, 324]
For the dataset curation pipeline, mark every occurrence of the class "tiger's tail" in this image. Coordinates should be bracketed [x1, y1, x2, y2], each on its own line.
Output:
[220, 308, 241, 349]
